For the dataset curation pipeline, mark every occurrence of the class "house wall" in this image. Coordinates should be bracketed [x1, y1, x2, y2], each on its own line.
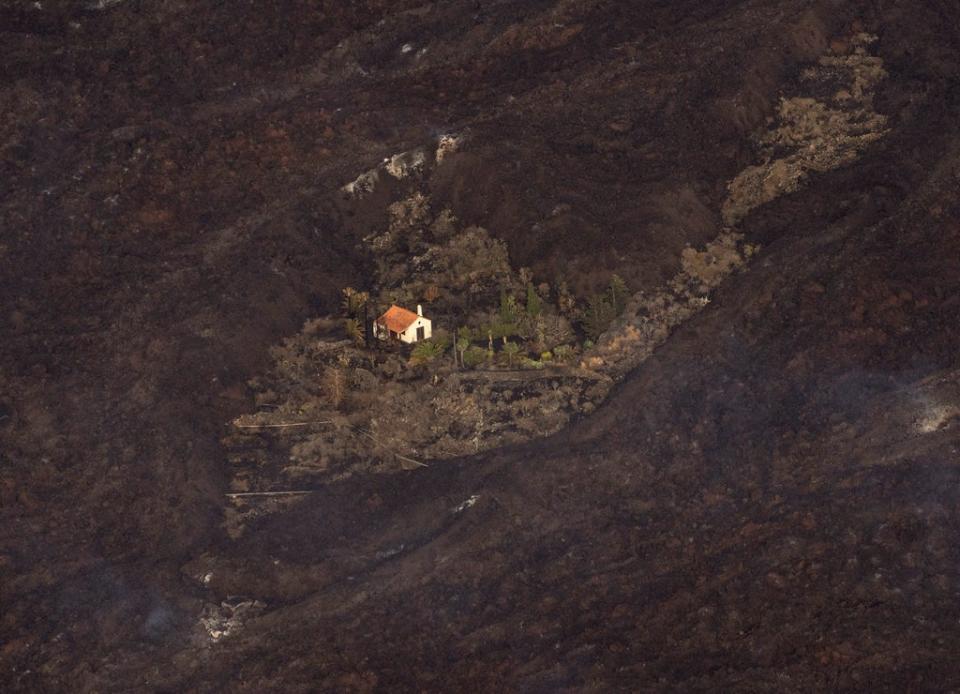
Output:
[400, 317, 432, 343]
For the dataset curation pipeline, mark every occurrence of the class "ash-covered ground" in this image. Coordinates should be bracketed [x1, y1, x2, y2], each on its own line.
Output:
[3, 1, 960, 691]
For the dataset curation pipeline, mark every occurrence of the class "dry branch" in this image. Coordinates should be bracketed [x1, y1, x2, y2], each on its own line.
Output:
[225, 490, 315, 498]
[230, 419, 334, 429]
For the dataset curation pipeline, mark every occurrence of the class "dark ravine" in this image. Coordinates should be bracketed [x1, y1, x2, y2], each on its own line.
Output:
[3, 1, 960, 691]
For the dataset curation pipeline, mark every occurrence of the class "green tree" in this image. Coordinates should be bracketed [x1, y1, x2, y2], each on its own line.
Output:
[499, 291, 519, 325]
[489, 320, 514, 340]
[525, 283, 542, 318]
[430, 329, 452, 352]
[463, 346, 488, 367]
[502, 340, 521, 367]
[456, 326, 473, 367]
[582, 293, 616, 341]
[491, 291, 523, 339]
[609, 273, 628, 315]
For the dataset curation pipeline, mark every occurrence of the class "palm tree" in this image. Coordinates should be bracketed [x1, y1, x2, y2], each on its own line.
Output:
[341, 287, 356, 316]
[341, 287, 368, 317]
[344, 317, 363, 344]
[502, 340, 520, 367]
[457, 326, 473, 367]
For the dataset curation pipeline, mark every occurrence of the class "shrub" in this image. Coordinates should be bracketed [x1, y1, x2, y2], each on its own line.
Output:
[344, 318, 364, 344]
[323, 366, 347, 407]
[341, 287, 369, 317]
[526, 283, 542, 318]
[609, 273, 628, 314]
[501, 341, 521, 366]
[579, 274, 631, 341]
[582, 293, 616, 341]
[462, 346, 489, 367]
[543, 313, 575, 348]
[553, 344, 574, 362]
[429, 208, 457, 240]
[455, 326, 473, 366]
[499, 291, 520, 326]
[424, 284, 441, 302]
[489, 320, 519, 340]
[410, 339, 446, 364]
[430, 328, 452, 352]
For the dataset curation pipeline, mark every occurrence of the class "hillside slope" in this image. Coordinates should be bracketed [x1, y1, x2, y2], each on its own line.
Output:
[3, 0, 960, 690]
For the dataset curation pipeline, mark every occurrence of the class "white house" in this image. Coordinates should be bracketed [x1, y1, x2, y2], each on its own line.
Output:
[374, 304, 432, 344]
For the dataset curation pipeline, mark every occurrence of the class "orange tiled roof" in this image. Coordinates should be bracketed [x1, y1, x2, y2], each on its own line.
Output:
[376, 305, 419, 333]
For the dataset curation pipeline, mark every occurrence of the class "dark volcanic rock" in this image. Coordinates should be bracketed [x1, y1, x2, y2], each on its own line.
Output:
[2, 0, 960, 691]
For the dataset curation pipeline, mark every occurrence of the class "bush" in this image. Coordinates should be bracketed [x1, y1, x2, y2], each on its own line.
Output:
[609, 273, 628, 314]
[582, 293, 617, 341]
[344, 318, 364, 344]
[430, 328, 452, 352]
[553, 344, 574, 362]
[501, 341, 521, 366]
[526, 283, 542, 318]
[499, 291, 520, 326]
[410, 339, 446, 364]
[323, 366, 347, 407]
[580, 274, 630, 341]
[489, 320, 520, 340]
[341, 287, 369, 317]
[462, 346, 489, 367]
[543, 313, 575, 349]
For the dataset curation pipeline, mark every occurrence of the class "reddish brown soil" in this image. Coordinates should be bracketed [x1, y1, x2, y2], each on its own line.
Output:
[3, 1, 960, 691]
